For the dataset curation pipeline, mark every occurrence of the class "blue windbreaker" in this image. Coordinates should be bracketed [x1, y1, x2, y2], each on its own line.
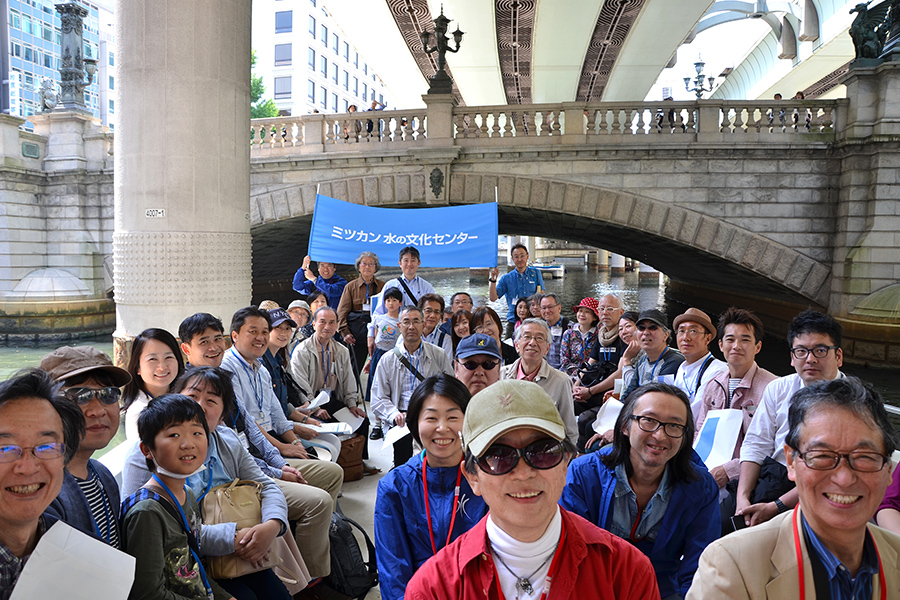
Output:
[560, 447, 720, 598]
[374, 452, 487, 600]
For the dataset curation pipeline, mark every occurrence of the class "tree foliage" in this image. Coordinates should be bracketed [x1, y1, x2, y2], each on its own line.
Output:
[250, 49, 279, 119]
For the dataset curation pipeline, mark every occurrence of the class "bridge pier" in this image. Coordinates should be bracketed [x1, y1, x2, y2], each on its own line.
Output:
[112, 0, 252, 360]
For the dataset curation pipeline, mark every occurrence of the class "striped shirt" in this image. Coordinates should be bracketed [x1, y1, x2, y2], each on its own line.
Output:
[75, 468, 120, 548]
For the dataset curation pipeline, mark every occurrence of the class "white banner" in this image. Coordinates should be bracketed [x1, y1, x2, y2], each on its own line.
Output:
[693, 408, 744, 470]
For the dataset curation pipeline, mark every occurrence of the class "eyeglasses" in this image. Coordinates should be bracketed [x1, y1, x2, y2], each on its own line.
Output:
[540, 304, 559, 310]
[795, 450, 889, 472]
[676, 328, 706, 337]
[636, 323, 661, 331]
[790, 345, 839, 359]
[459, 359, 499, 371]
[0, 442, 66, 463]
[64, 386, 122, 406]
[400, 319, 423, 326]
[477, 438, 566, 475]
[629, 415, 686, 438]
[518, 334, 548, 344]
[422, 308, 441, 315]
[597, 306, 621, 313]
[359, 262, 377, 267]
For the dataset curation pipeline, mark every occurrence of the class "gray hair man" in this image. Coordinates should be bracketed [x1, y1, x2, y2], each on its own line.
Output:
[689, 377, 900, 598]
[501, 318, 577, 445]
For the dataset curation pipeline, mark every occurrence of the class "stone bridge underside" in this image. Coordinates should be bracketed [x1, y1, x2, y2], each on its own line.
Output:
[250, 170, 833, 308]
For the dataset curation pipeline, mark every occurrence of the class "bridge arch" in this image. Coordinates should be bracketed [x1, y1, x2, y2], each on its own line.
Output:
[250, 172, 830, 307]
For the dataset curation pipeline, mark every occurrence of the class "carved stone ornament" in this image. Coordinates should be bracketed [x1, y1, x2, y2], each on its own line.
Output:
[430, 167, 444, 198]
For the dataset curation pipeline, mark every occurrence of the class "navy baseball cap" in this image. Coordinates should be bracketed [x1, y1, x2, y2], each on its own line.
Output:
[456, 333, 502, 361]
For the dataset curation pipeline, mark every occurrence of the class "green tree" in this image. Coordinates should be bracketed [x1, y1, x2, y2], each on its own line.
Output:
[251, 50, 279, 119]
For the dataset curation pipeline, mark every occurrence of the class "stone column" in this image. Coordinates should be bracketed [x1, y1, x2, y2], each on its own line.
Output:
[638, 262, 660, 282]
[609, 253, 626, 274]
[597, 250, 609, 271]
[113, 0, 252, 356]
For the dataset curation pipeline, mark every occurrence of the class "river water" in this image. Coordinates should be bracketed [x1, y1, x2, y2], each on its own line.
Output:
[1, 266, 897, 404]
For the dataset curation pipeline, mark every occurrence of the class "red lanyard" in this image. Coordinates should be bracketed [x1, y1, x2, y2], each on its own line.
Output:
[422, 456, 462, 555]
[492, 516, 567, 600]
[792, 508, 886, 600]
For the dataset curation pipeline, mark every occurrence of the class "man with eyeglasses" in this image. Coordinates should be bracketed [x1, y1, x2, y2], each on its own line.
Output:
[538, 293, 570, 370]
[689, 377, 900, 599]
[621, 309, 685, 402]
[562, 382, 719, 600]
[40, 346, 131, 548]
[406, 379, 659, 600]
[489, 243, 544, 340]
[453, 333, 502, 395]
[735, 309, 846, 529]
[501, 319, 578, 446]
[671, 308, 727, 416]
[419, 293, 453, 358]
[0, 368, 84, 600]
[371, 306, 453, 466]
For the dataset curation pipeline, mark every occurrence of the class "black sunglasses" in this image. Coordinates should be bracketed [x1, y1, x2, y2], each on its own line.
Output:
[477, 438, 566, 476]
[64, 386, 122, 406]
[460, 359, 499, 371]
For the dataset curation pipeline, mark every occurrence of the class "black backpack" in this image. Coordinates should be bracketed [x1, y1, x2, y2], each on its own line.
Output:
[325, 513, 378, 599]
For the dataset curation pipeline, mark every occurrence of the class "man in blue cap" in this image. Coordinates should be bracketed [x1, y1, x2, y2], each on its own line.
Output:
[453, 333, 502, 395]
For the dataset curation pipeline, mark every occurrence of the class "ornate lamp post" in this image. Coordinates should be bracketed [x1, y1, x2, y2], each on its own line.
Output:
[420, 8, 463, 94]
[55, 2, 97, 111]
[684, 58, 714, 99]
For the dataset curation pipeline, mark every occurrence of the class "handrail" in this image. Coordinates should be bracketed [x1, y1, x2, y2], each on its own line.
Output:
[249, 98, 844, 155]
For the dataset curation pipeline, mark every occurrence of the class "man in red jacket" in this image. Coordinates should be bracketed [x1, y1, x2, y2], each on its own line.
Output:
[406, 379, 660, 600]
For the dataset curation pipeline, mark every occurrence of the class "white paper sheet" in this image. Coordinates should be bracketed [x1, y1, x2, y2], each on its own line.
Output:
[11, 521, 135, 600]
[591, 399, 624, 434]
[693, 408, 744, 469]
[383, 424, 411, 447]
[308, 390, 330, 410]
[306, 422, 353, 435]
[333, 407, 365, 432]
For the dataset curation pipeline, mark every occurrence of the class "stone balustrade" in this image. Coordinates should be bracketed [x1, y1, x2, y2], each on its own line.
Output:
[250, 98, 845, 156]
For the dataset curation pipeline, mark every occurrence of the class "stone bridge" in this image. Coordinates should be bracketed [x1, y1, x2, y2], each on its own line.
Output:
[246, 70, 900, 365]
[250, 96, 850, 308]
[2, 64, 898, 364]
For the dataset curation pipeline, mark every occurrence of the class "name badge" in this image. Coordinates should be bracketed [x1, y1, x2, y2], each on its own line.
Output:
[237, 432, 249, 450]
[362, 303, 371, 312]
[551, 325, 562, 335]
[255, 415, 272, 432]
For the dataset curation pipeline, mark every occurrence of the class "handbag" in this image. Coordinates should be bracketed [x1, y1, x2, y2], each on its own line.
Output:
[337, 434, 366, 482]
[201, 479, 281, 579]
[578, 361, 616, 388]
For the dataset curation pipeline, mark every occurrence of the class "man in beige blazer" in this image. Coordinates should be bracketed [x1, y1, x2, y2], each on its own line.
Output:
[688, 377, 900, 599]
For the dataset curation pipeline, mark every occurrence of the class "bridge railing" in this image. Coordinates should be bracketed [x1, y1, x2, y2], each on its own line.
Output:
[250, 99, 844, 155]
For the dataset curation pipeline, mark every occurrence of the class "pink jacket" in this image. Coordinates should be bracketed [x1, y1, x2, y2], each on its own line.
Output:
[694, 363, 777, 481]
[406, 509, 660, 600]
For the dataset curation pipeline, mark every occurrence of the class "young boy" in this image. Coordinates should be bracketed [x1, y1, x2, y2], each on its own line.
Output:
[365, 287, 403, 439]
[121, 394, 232, 600]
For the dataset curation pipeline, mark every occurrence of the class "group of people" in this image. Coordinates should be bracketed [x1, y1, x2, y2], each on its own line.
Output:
[1, 241, 899, 600]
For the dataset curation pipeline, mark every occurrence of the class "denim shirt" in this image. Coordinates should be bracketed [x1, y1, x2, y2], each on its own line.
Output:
[608, 463, 672, 544]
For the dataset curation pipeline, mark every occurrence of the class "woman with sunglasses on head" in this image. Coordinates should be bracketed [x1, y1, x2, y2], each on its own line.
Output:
[406, 379, 659, 600]
[122, 328, 185, 441]
[374, 374, 487, 600]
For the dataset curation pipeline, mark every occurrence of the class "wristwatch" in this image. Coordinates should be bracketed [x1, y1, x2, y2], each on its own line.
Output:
[291, 439, 302, 445]
[774, 498, 788, 514]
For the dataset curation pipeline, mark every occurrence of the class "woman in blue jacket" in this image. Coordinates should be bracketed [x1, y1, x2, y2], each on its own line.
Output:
[374, 374, 487, 600]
